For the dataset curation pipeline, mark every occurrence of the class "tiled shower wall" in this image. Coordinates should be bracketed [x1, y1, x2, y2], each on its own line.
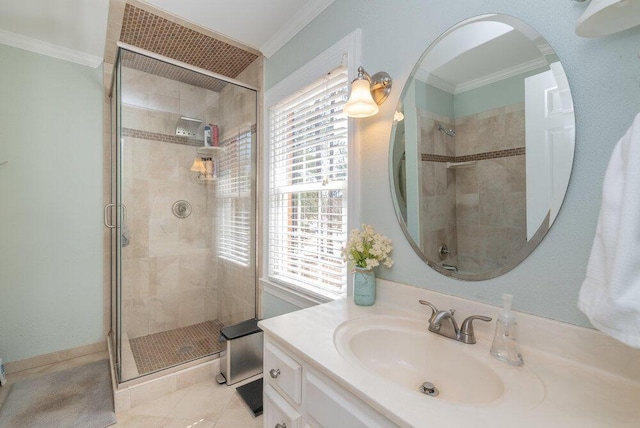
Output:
[120, 61, 259, 338]
[454, 104, 526, 273]
[418, 109, 458, 264]
[419, 104, 526, 273]
[121, 67, 218, 339]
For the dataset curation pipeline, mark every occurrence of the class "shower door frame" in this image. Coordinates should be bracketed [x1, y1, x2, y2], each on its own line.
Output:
[108, 44, 261, 385]
[107, 49, 124, 382]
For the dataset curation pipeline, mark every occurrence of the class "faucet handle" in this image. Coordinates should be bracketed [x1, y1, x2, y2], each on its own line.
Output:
[418, 300, 438, 321]
[459, 315, 492, 344]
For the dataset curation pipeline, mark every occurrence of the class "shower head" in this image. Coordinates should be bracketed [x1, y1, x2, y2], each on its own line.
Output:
[437, 124, 455, 138]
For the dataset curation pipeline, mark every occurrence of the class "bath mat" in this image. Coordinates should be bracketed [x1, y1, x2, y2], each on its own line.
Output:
[0, 359, 115, 428]
[236, 377, 263, 416]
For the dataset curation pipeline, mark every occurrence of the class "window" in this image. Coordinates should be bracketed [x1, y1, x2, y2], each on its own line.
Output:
[268, 67, 350, 297]
[217, 124, 254, 266]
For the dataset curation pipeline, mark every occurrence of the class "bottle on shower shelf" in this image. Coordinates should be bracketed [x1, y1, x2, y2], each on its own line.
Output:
[204, 124, 212, 147]
[212, 124, 219, 147]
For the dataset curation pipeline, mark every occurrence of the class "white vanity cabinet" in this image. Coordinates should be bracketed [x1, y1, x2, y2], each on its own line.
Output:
[263, 335, 398, 428]
[264, 384, 301, 428]
[264, 340, 302, 405]
[259, 281, 640, 427]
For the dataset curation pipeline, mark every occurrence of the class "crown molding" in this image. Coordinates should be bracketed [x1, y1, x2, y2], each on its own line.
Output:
[417, 56, 549, 95]
[454, 57, 548, 94]
[261, 0, 335, 58]
[537, 42, 555, 57]
[423, 72, 456, 94]
[0, 29, 103, 68]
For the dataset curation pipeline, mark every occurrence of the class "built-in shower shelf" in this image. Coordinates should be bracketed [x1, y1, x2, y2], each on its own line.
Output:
[446, 161, 476, 169]
[196, 146, 225, 157]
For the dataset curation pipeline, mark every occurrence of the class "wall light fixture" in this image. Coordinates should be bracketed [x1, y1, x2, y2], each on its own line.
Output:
[343, 66, 392, 118]
[576, 0, 640, 37]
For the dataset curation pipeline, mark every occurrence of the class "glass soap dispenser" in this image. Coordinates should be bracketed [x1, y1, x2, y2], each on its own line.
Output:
[490, 293, 524, 366]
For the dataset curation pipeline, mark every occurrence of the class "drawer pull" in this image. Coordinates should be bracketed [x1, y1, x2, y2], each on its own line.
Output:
[269, 368, 281, 379]
[275, 424, 287, 428]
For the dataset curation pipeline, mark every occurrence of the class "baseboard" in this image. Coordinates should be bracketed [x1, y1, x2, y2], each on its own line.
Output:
[4, 341, 107, 374]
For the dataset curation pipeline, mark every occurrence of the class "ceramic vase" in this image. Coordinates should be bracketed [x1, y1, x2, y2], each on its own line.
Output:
[354, 267, 376, 306]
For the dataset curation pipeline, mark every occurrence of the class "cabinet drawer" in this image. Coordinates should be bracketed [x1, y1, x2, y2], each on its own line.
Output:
[264, 384, 301, 428]
[264, 340, 302, 404]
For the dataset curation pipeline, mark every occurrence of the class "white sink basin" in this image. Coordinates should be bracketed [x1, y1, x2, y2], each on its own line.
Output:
[334, 316, 544, 407]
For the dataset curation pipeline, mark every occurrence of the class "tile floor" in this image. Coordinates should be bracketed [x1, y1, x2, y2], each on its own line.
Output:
[114, 377, 263, 427]
[129, 320, 224, 376]
[0, 351, 109, 409]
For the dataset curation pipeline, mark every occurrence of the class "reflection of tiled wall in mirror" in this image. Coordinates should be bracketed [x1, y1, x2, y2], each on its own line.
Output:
[418, 109, 457, 266]
[418, 103, 526, 274]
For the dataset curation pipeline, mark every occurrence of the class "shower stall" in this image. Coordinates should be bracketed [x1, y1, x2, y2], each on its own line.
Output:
[107, 46, 258, 383]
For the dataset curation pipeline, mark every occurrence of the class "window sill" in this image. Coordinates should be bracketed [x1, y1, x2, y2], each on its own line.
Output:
[260, 278, 341, 310]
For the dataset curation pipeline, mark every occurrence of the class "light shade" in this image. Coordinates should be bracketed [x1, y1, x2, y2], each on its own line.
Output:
[576, 0, 640, 37]
[190, 158, 205, 172]
[344, 79, 379, 118]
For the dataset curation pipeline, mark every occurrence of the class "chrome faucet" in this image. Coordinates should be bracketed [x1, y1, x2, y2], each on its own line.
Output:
[441, 263, 458, 272]
[419, 300, 492, 344]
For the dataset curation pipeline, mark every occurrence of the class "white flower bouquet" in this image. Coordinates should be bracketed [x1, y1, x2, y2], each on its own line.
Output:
[342, 224, 393, 270]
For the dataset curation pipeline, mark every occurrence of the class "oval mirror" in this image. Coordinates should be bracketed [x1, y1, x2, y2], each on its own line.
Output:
[390, 14, 575, 280]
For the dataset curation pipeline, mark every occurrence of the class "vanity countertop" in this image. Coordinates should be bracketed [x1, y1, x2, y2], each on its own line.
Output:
[259, 279, 640, 427]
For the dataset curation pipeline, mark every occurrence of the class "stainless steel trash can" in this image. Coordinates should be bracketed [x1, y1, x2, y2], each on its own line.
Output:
[218, 318, 263, 385]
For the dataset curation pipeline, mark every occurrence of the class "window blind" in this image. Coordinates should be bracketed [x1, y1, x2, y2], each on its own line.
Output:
[217, 125, 253, 266]
[268, 66, 349, 296]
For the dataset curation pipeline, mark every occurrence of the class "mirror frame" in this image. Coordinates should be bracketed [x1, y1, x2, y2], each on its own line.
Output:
[388, 14, 575, 281]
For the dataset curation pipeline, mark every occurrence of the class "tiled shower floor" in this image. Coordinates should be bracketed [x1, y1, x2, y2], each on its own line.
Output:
[129, 320, 224, 376]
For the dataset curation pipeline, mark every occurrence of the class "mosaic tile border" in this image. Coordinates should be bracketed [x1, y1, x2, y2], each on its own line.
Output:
[123, 126, 257, 147]
[120, 4, 259, 80]
[122, 127, 203, 147]
[121, 51, 230, 93]
[422, 147, 525, 163]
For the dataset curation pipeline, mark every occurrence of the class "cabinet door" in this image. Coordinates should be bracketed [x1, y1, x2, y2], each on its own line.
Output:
[264, 340, 302, 404]
[304, 372, 397, 428]
[264, 384, 301, 428]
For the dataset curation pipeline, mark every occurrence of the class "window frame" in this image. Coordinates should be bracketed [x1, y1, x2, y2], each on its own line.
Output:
[262, 29, 362, 304]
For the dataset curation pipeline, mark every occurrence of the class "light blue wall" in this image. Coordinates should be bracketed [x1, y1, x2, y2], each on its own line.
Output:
[0, 45, 104, 362]
[262, 292, 303, 319]
[411, 67, 547, 122]
[452, 67, 547, 118]
[265, 0, 640, 327]
[413, 80, 453, 118]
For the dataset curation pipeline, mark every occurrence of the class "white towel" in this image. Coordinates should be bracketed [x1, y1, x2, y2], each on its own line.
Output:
[578, 113, 640, 348]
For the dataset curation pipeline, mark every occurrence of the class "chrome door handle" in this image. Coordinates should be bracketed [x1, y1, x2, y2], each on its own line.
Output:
[104, 204, 115, 228]
[104, 203, 127, 228]
[269, 368, 280, 379]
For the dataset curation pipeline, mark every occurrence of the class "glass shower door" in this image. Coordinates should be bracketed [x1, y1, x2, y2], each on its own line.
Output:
[107, 50, 124, 382]
[111, 47, 258, 383]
